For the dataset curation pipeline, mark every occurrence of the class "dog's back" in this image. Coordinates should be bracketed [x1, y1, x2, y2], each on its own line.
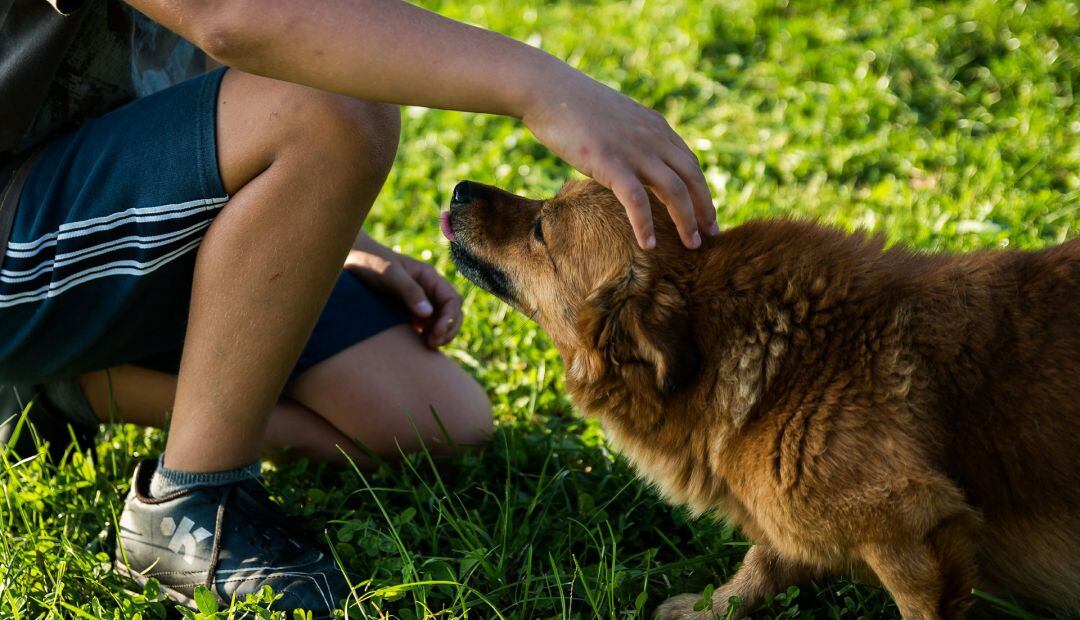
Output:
[922, 239, 1080, 610]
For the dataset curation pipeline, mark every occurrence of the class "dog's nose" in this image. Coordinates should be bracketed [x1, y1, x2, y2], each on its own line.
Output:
[451, 180, 472, 207]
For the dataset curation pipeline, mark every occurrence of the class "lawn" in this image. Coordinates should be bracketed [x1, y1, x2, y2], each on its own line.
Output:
[2, 0, 1078, 618]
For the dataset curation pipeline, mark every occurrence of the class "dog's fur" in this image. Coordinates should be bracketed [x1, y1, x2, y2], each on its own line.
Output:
[447, 179, 1080, 619]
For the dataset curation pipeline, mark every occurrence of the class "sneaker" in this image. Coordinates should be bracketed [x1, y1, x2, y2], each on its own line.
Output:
[0, 381, 98, 459]
[115, 459, 353, 616]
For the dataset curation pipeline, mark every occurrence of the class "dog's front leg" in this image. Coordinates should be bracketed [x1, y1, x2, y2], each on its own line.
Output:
[654, 544, 820, 619]
[859, 515, 978, 620]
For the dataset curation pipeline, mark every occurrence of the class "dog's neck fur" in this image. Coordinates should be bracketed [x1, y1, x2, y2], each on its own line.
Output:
[558, 262, 764, 516]
[562, 299, 764, 516]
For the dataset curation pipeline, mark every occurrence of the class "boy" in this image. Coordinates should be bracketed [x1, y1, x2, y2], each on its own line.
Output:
[0, 0, 716, 613]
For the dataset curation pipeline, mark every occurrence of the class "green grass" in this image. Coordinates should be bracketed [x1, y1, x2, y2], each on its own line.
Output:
[2, 0, 1078, 617]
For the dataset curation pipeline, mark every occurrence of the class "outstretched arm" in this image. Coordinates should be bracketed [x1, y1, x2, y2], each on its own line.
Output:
[127, 0, 717, 249]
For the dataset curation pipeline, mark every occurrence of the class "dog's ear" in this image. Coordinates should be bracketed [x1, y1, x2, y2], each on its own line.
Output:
[573, 263, 699, 395]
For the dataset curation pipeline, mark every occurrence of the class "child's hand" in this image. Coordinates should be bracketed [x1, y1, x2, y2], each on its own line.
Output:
[346, 236, 463, 349]
[522, 71, 717, 250]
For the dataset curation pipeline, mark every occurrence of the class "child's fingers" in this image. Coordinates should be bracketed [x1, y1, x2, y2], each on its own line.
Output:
[399, 258, 464, 346]
[607, 167, 656, 250]
[445, 304, 464, 341]
[663, 147, 717, 236]
[640, 159, 700, 249]
[385, 262, 434, 317]
[428, 297, 462, 347]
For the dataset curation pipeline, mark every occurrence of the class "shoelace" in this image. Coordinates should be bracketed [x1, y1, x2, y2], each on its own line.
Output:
[203, 483, 320, 592]
[204, 485, 232, 591]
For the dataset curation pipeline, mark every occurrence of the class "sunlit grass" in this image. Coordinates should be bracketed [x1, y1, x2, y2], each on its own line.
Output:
[2, 0, 1077, 617]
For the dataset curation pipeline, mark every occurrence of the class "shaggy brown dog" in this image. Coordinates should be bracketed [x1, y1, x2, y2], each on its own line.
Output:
[443, 179, 1080, 619]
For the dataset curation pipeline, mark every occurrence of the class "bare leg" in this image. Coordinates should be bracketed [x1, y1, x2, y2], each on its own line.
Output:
[80, 328, 493, 464]
[80, 363, 363, 463]
[655, 544, 822, 620]
[162, 70, 400, 472]
[260, 398, 370, 464]
[284, 324, 493, 455]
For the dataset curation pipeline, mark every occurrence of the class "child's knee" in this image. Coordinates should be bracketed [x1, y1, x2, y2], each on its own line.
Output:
[416, 369, 494, 451]
[277, 89, 400, 185]
[454, 379, 494, 445]
[430, 372, 493, 448]
[216, 70, 400, 194]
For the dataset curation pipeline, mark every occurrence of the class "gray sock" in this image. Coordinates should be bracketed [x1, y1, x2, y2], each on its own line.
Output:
[149, 455, 262, 498]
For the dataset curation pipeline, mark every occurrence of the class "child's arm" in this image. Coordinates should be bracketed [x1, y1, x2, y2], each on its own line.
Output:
[127, 0, 716, 249]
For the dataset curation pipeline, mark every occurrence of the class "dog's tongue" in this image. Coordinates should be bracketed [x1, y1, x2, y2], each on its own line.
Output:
[440, 211, 456, 242]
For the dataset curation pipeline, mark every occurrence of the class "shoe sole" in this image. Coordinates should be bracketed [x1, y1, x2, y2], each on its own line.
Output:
[114, 562, 198, 609]
[115, 562, 334, 619]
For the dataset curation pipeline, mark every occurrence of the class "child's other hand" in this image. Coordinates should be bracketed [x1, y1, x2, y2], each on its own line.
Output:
[521, 71, 717, 250]
[345, 239, 463, 349]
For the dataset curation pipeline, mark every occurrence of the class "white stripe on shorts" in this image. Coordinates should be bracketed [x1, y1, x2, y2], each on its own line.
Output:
[0, 236, 205, 309]
[4, 196, 228, 258]
[0, 219, 214, 283]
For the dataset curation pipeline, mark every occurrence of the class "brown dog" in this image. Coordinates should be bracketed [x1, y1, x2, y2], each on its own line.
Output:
[442, 179, 1080, 619]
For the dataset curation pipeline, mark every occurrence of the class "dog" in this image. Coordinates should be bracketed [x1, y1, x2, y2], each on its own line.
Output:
[442, 178, 1080, 619]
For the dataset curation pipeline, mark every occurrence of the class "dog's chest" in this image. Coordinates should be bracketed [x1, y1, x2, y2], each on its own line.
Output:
[606, 417, 855, 565]
[600, 420, 730, 518]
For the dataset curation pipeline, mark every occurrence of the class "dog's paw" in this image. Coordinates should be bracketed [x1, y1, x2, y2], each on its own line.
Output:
[654, 592, 727, 619]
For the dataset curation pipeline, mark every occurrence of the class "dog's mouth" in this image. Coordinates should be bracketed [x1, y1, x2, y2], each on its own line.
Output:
[449, 240, 517, 305]
[442, 207, 517, 304]
[440, 211, 456, 242]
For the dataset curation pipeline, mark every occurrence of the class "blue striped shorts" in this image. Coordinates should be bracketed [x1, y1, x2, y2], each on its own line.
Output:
[0, 68, 409, 383]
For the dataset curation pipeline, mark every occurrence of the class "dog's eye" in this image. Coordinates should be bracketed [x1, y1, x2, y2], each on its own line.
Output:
[533, 217, 545, 244]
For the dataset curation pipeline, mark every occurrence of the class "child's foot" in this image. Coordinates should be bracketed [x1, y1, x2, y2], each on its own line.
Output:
[115, 459, 351, 617]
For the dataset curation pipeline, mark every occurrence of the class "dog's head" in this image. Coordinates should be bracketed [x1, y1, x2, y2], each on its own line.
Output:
[444, 179, 700, 395]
